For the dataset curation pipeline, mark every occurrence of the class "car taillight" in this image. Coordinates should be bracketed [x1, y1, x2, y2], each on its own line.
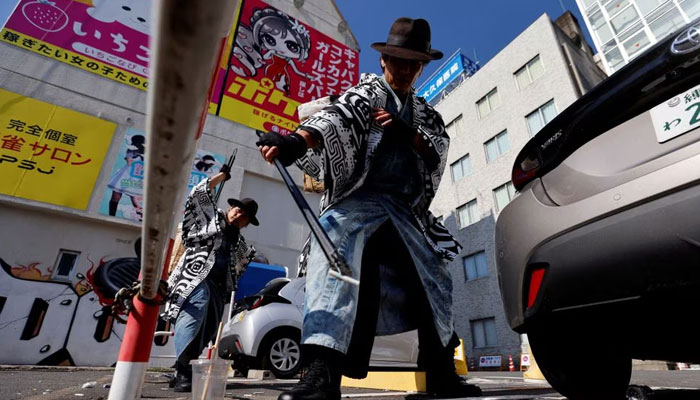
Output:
[512, 154, 540, 191]
[527, 267, 546, 309]
[249, 296, 264, 310]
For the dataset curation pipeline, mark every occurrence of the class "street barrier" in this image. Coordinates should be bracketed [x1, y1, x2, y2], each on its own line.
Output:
[107, 1, 239, 399]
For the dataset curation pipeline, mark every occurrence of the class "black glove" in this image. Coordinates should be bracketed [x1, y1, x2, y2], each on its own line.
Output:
[255, 131, 307, 167]
[220, 163, 231, 181]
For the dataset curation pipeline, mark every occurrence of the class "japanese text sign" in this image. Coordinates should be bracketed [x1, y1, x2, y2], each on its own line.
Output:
[418, 50, 479, 102]
[212, 0, 359, 135]
[1, 0, 151, 90]
[479, 355, 502, 368]
[98, 127, 226, 222]
[0, 87, 115, 209]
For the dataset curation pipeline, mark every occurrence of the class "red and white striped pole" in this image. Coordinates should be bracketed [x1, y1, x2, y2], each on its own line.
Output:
[108, 1, 238, 399]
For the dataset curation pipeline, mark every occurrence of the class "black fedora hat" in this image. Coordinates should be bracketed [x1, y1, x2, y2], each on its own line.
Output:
[371, 17, 443, 61]
[227, 197, 259, 226]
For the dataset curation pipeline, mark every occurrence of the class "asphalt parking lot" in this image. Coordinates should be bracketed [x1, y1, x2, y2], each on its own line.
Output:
[3, 366, 700, 400]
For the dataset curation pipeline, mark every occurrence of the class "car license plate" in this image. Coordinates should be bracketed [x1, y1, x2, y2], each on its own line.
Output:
[650, 83, 700, 143]
[232, 311, 246, 324]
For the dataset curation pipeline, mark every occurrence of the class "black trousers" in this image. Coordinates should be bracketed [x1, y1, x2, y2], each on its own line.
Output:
[341, 222, 459, 379]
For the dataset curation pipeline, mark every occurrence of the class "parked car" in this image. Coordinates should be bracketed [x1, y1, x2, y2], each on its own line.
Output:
[495, 18, 700, 400]
[218, 277, 419, 378]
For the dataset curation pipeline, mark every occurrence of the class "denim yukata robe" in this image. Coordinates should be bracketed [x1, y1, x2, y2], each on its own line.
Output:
[163, 178, 256, 321]
[295, 73, 463, 343]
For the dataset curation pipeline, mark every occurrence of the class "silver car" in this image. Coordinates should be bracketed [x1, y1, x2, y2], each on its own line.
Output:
[218, 277, 419, 378]
[495, 18, 700, 400]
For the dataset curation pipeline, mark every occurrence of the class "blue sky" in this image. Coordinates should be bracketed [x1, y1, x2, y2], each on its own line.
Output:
[334, 0, 593, 88]
[0, 0, 593, 90]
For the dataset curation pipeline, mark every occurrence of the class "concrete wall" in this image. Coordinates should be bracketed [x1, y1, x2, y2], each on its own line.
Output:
[430, 13, 605, 368]
[0, 0, 352, 366]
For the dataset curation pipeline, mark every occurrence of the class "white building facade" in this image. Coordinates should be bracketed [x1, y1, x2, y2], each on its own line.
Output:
[575, 0, 700, 74]
[429, 12, 607, 368]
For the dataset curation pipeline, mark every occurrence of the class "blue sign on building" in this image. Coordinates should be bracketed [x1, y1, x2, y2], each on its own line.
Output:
[418, 49, 479, 103]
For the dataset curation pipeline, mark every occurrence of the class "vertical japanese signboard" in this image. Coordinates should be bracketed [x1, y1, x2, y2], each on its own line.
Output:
[211, 0, 359, 134]
[1, 0, 151, 90]
[0, 87, 115, 209]
[98, 127, 226, 222]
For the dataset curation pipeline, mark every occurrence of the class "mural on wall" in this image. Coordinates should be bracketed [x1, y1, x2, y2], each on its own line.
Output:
[211, 0, 359, 134]
[1, 0, 152, 90]
[98, 127, 226, 221]
[0, 246, 174, 366]
[0, 87, 116, 210]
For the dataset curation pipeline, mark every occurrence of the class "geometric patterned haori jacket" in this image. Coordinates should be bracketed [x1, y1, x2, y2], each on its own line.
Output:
[163, 178, 256, 321]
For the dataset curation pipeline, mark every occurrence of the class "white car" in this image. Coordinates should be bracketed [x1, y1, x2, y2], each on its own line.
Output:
[218, 277, 419, 378]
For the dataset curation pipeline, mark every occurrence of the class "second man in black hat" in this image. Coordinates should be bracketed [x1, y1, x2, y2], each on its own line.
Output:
[257, 17, 481, 400]
[163, 164, 259, 392]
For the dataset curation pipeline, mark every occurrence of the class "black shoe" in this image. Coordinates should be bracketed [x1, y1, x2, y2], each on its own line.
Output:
[426, 370, 482, 398]
[278, 346, 342, 400]
[173, 373, 192, 393]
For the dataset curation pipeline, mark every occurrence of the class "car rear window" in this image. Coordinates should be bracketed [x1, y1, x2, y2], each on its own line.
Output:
[256, 279, 289, 296]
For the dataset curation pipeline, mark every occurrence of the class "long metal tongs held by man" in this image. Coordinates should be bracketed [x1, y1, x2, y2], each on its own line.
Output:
[214, 149, 237, 203]
[254, 130, 358, 285]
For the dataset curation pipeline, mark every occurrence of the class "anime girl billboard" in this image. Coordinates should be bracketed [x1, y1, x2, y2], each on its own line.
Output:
[98, 128, 226, 222]
[213, 0, 359, 135]
[232, 7, 312, 94]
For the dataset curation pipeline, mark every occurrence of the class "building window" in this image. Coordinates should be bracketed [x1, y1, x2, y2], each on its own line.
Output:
[53, 250, 80, 280]
[605, 47, 625, 72]
[476, 88, 501, 119]
[581, 0, 597, 9]
[637, 0, 666, 16]
[457, 199, 478, 228]
[648, 7, 686, 41]
[526, 100, 558, 136]
[484, 130, 510, 162]
[622, 29, 651, 58]
[464, 251, 488, 281]
[471, 317, 498, 348]
[605, 0, 631, 17]
[445, 115, 464, 137]
[450, 154, 472, 182]
[680, 0, 700, 20]
[493, 181, 516, 213]
[610, 4, 640, 34]
[514, 55, 545, 90]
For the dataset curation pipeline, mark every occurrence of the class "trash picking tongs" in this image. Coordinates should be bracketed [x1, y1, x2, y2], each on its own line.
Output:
[256, 130, 359, 286]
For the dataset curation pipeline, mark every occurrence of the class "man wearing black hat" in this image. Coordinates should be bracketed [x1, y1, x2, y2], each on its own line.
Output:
[257, 17, 481, 400]
[163, 165, 259, 392]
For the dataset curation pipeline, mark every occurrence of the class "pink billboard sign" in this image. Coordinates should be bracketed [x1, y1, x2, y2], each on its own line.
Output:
[1, 0, 151, 89]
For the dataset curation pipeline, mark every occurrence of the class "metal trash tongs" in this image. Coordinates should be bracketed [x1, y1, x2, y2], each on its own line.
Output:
[256, 131, 359, 286]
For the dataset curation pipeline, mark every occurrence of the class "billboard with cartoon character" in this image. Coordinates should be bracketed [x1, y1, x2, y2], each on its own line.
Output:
[1, 0, 151, 90]
[212, 0, 359, 134]
[1, 0, 359, 134]
[98, 127, 226, 222]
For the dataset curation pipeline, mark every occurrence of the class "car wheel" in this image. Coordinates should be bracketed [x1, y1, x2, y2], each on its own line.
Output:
[529, 322, 631, 400]
[261, 329, 302, 379]
[626, 385, 653, 400]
